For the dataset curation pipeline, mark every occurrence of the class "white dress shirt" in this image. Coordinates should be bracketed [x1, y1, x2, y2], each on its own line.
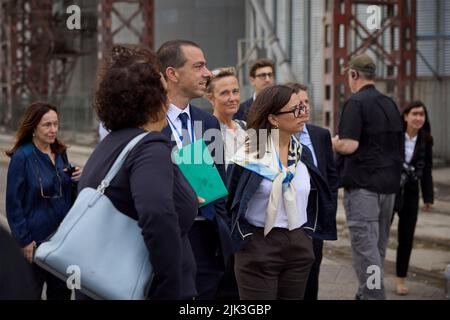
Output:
[298, 125, 318, 167]
[405, 132, 417, 164]
[98, 122, 110, 142]
[167, 103, 194, 149]
[219, 120, 247, 170]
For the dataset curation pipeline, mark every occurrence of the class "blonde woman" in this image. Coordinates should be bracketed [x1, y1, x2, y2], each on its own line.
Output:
[206, 67, 247, 172]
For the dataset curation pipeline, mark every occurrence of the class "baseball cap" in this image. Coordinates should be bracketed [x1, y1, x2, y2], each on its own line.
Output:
[348, 53, 376, 74]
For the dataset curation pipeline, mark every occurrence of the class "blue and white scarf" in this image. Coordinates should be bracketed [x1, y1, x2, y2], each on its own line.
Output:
[231, 133, 303, 236]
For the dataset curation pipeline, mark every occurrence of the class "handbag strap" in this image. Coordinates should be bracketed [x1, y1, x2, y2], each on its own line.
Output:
[97, 132, 149, 193]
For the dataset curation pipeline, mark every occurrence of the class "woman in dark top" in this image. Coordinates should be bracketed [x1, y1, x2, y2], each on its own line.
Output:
[77, 45, 198, 299]
[393, 100, 434, 295]
[5, 102, 82, 299]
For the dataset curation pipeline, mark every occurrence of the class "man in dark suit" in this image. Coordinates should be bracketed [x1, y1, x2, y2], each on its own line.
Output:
[157, 40, 233, 300]
[234, 58, 275, 121]
[287, 82, 338, 300]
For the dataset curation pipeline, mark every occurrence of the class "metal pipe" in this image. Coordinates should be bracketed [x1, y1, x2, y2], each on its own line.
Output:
[304, 0, 311, 85]
[249, 0, 297, 82]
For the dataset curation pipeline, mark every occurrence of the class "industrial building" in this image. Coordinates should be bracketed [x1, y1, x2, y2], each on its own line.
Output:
[1, 0, 449, 161]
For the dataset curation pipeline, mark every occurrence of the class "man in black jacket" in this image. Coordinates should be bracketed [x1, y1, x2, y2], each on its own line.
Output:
[332, 54, 403, 300]
[157, 40, 234, 300]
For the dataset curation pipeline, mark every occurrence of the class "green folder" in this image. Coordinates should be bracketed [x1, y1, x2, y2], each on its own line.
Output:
[172, 139, 228, 207]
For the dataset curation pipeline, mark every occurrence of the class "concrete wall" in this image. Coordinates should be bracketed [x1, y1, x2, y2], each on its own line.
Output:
[155, 0, 245, 68]
[99, 0, 246, 110]
[155, 0, 246, 110]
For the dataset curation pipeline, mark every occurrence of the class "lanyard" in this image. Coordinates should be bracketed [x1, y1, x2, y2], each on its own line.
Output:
[166, 115, 195, 146]
[270, 136, 284, 173]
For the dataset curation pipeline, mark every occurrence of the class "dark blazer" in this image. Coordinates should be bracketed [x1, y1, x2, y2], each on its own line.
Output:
[6, 143, 74, 247]
[78, 128, 198, 299]
[233, 97, 253, 121]
[226, 146, 337, 253]
[306, 124, 339, 212]
[162, 105, 232, 265]
[408, 129, 434, 203]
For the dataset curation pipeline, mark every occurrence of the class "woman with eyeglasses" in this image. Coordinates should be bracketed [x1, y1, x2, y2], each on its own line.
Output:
[5, 102, 81, 299]
[206, 67, 247, 172]
[226, 85, 337, 300]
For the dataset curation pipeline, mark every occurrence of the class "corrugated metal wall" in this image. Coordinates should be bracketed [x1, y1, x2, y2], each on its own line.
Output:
[414, 79, 450, 161]
[417, 0, 438, 76]
[415, 0, 450, 161]
[243, 0, 324, 122]
[278, 0, 325, 122]
[417, 0, 450, 77]
[309, 0, 324, 122]
[291, 0, 305, 83]
[443, 0, 450, 75]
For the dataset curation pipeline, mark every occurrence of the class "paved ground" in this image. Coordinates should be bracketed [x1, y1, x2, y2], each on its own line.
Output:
[1, 133, 448, 300]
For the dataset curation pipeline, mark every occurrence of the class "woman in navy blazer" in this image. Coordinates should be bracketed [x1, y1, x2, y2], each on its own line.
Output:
[6, 102, 81, 299]
[226, 85, 337, 300]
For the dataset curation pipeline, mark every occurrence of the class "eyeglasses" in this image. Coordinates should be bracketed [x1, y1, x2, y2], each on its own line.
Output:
[254, 72, 274, 80]
[38, 173, 63, 199]
[33, 152, 63, 199]
[275, 103, 308, 118]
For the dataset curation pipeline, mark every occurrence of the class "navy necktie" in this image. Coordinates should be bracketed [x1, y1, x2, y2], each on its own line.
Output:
[178, 112, 191, 146]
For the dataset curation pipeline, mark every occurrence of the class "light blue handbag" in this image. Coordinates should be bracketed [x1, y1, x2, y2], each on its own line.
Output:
[34, 132, 153, 300]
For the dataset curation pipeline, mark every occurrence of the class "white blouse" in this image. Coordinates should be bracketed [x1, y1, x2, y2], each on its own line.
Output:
[220, 120, 247, 170]
[244, 161, 310, 230]
[405, 133, 417, 164]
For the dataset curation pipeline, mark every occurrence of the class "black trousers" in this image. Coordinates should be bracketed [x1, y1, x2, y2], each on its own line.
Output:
[394, 180, 420, 278]
[188, 220, 226, 300]
[215, 254, 240, 300]
[303, 238, 324, 300]
[32, 264, 71, 300]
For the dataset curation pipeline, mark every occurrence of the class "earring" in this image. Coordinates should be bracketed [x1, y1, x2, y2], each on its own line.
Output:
[274, 125, 279, 129]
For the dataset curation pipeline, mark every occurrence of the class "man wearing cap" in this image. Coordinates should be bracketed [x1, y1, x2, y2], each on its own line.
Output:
[332, 53, 403, 300]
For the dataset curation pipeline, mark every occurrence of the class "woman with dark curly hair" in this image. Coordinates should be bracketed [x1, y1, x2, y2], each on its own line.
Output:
[77, 45, 198, 299]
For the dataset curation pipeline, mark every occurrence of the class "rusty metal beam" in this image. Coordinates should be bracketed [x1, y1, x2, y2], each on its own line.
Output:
[323, 0, 416, 133]
[97, 0, 154, 63]
[0, 0, 84, 127]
